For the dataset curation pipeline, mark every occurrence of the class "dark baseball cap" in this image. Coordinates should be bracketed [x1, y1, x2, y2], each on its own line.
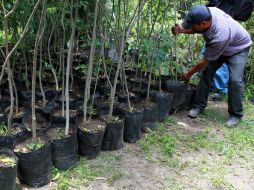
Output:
[182, 5, 212, 29]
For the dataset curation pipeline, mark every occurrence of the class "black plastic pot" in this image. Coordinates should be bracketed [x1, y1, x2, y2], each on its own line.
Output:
[41, 100, 57, 114]
[163, 80, 188, 109]
[0, 123, 28, 150]
[51, 109, 79, 125]
[47, 124, 78, 170]
[0, 98, 10, 113]
[19, 91, 43, 105]
[15, 135, 52, 187]
[43, 90, 61, 101]
[78, 127, 105, 159]
[102, 119, 124, 151]
[0, 113, 5, 124]
[117, 92, 142, 104]
[22, 110, 50, 132]
[154, 92, 174, 122]
[124, 109, 143, 143]
[0, 148, 18, 190]
[94, 98, 119, 117]
[179, 87, 196, 111]
[142, 103, 158, 131]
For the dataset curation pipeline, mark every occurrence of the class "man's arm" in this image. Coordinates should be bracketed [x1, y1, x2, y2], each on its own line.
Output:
[172, 24, 196, 35]
[184, 59, 209, 80]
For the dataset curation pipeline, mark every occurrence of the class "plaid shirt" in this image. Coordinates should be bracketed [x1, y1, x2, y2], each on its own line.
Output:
[203, 7, 252, 61]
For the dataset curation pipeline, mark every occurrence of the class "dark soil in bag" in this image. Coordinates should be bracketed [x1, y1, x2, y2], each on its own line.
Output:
[78, 119, 105, 159]
[94, 97, 119, 117]
[118, 103, 143, 143]
[0, 123, 29, 150]
[22, 110, 50, 132]
[117, 91, 142, 104]
[163, 80, 188, 109]
[14, 135, 52, 187]
[46, 124, 78, 170]
[5, 107, 27, 124]
[102, 117, 124, 151]
[140, 101, 158, 131]
[124, 110, 143, 143]
[154, 92, 173, 122]
[179, 87, 196, 111]
[0, 98, 10, 113]
[51, 108, 78, 125]
[0, 148, 18, 190]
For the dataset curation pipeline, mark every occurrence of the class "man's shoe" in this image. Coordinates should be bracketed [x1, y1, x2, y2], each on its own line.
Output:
[211, 93, 222, 101]
[188, 108, 202, 118]
[226, 116, 240, 128]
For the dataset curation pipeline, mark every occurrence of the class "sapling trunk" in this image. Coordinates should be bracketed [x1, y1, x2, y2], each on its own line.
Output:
[174, 3, 178, 81]
[108, 0, 129, 118]
[0, 0, 41, 85]
[2, 0, 20, 133]
[11, 74, 18, 115]
[61, 4, 66, 117]
[32, 0, 47, 141]
[47, 23, 59, 91]
[83, 0, 99, 123]
[23, 51, 30, 91]
[39, 36, 46, 107]
[65, 0, 77, 136]
[31, 0, 47, 142]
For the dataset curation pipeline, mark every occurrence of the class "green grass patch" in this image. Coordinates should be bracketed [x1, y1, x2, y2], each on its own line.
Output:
[140, 124, 175, 158]
[53, 153, 124, 190]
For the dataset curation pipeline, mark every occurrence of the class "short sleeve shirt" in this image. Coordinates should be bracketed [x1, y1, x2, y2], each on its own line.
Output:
[203, 7, 252, 61]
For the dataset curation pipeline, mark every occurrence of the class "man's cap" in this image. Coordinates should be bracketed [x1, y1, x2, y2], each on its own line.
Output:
[182, 5, 212, 29]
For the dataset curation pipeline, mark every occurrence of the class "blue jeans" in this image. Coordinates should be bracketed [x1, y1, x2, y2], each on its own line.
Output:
[194, 48, 250, 117]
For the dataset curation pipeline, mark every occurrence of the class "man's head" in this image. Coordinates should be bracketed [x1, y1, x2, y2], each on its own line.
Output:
[182, 5, 212, 33]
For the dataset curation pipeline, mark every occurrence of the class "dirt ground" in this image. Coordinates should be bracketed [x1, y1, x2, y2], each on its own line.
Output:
[24, 100, 254, 190]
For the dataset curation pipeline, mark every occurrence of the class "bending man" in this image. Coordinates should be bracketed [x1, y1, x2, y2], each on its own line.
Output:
[172, 5, 252, 127]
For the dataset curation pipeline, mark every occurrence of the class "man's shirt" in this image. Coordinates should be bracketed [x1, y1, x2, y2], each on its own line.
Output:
[203, 7, 252, 61]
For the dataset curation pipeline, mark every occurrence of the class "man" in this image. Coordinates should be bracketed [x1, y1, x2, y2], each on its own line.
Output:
[206, 0, 252, 99]
[172, 5, 252, 127]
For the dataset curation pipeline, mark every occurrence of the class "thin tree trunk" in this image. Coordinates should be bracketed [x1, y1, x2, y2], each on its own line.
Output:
[83, 0, 99, 123]
[109, 0, 129, 117]
[65, 0, 77, 136]
[31, 0, 47, 142]
[0, 0, 41, 85]
[61, 3, 66, 117]
[39, 39, 46, 107]
[2, 0, 20, 132]
[47, 22, 59, 90]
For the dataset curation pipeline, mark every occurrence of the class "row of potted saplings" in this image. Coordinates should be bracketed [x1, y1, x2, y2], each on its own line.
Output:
[0, 80, 194, 189]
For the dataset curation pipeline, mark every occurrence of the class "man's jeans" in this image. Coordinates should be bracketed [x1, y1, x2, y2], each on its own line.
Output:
[193, 48, 250, 117]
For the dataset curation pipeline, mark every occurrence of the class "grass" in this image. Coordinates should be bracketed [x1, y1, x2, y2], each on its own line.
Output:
[53, 152, 124, 190]
[138, 93, 254, 189]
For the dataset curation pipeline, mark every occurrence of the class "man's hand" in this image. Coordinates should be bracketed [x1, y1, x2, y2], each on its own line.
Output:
[178, 72, 192, 82]
[171, 24, 182, 35]
[171, 24, 195, 35]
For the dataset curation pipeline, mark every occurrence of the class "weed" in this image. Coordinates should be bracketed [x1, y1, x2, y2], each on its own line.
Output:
[211, 175, 225, 188]
[0, 123, 8, 136]
[140, 125, 175, 157]
[26, 140, 45, 151]
[0, 155, 16, 167]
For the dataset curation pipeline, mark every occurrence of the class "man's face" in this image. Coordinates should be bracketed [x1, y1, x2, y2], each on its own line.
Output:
[191, 21, 209, 33]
